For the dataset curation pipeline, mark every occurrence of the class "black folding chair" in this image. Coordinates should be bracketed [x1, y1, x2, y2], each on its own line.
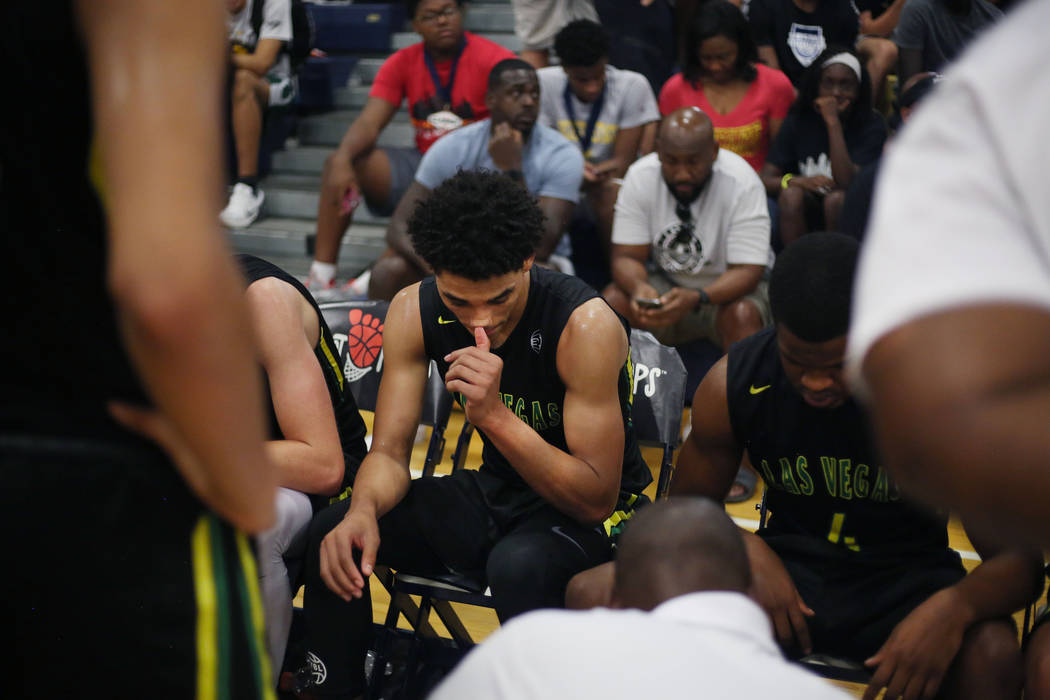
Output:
[369, 327, 691, 697]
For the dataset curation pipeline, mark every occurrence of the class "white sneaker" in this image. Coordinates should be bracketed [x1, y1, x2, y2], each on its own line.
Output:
[220, 183, 264, 228]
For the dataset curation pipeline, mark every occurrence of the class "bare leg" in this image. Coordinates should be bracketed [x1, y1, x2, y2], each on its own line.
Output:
[367, 248, 427, 301]
[939, 619, 1023, 699]
[521, 48, 549, 69]
[1025, 618, 1050, 700]
[857, 37, 898, 109]
[313, 148, 393, 267]
[231, 68, 269, 179]
[778, 185, 808, 248]
[823, 189, 846, 234]
[565, 561, 616, 609]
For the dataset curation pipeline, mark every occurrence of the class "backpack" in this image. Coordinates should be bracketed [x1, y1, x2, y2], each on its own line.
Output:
[250, 0, 315, 73]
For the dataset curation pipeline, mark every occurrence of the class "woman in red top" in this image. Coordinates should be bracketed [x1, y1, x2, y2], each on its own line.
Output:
[659, 1, 795, 172]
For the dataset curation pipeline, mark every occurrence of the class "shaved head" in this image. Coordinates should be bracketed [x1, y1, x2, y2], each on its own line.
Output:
[658, 107, 716, 152]
[656, 108, 720, 204]
[612, 497, 751, 611]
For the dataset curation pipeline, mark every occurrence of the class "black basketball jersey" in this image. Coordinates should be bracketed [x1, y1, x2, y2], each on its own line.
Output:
[727, 327, 949, 557]
[0, 3, 152, 441]
[419, 267, 651, 520]
[237, 255, 368, 504]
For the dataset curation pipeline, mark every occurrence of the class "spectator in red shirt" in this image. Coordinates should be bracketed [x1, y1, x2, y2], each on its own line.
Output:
[659, 1, 795, 173]
[306, 0, 514, 288]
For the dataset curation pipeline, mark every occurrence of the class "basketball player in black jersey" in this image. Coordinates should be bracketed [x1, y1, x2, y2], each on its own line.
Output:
[295, 170, 651, 698]
[1, 2, 277, 698]
[236, 254, 369, 686]
[675, 233, 1041, 700]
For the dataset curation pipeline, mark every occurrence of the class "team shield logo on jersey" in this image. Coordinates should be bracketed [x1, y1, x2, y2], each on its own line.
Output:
[788, 23, 826, 67]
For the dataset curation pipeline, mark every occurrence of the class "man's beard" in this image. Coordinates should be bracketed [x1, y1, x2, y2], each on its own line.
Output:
[664, 171, 712, 206]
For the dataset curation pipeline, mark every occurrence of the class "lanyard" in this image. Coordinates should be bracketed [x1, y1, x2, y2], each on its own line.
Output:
[562, 81, 605, 157]
[423, 37, 467, 110]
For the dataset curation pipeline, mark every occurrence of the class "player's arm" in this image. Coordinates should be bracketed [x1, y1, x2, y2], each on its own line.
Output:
[674, 356, 816, 653]
[79, 0, 275, 533]
[448, 300, 627, 525]
[862, 519, 1043, 700]
[320, 285, 429, 600]
[385, 181, 434, 271]
[247, 277, 346, 496]
[862, 304, 1050, 545]
[231, 37, 283, 76]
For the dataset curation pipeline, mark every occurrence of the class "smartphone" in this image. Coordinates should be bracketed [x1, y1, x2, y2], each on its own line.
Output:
[635, 297, 663, 309]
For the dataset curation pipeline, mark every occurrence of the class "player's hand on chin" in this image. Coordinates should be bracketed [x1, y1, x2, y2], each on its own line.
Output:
[444, 326, 506, 430]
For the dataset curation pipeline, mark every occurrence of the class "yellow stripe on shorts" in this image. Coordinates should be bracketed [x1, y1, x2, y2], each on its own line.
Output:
[192, 516, 219, 700]
[235, 534, 277, 700]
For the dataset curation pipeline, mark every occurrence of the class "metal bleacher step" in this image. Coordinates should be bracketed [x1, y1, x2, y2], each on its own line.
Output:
[462, 4, 516, 32]
[227, 217, 386, 277]
[259, 174, 392, 227]
[334, 85, 372, 110]
[390, 30, 522, 53]
[298, 111, 415, 148]
[352, 57, 386, 85]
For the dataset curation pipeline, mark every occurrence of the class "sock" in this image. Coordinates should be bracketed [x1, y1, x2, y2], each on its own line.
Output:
[309, 260, 337, 285]
[237, 175, 259, 192]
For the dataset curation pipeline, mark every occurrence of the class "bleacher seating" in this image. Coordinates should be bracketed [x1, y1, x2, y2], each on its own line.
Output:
[228, 0, 519, 279]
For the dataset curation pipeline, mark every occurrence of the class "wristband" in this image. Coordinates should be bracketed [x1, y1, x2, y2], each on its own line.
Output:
[505, 169, 525, 182]
[694, 289, 710, 311]
[781, 173, 795, 190]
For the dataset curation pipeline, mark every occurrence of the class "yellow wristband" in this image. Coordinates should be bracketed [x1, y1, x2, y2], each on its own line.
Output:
[781, 173, 795, 190]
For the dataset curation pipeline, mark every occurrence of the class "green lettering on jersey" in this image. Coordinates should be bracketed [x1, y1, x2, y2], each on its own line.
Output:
[820, 456, 839, 497]
[547, 403, 561, 428]
[514, 398, 527, 423]
[531, 401, 549, 431]
[839, 459, 853, 500]
[500, 392, 514, 410]
[871, 467, 890, 503]
[854, 464, 870, 499]
[795, 456, 815, 495]
[778, 458, 801, 495]
[758, 459, 777, 486]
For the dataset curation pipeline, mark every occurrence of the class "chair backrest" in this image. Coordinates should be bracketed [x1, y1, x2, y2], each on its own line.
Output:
[319, 299, 453, 476]
[628, 329, 687, 499]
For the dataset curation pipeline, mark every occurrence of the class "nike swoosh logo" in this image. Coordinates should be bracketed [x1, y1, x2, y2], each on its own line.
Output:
[437, 316, 457, 325]
[749, 384, 771, 395]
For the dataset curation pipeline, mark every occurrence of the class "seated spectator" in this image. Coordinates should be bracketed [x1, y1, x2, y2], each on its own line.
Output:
[894, 0, 1002, 85]
[572, 233, 1042, 700]
[306, 0, 514, 289]
[510, 0, 598, 68]
[294, 170, 652, 699]
[854, 0, 905, 105]
[431, 498, 851, 700]
[234, 254, 369, 686]
[839, 71, 940, 241]
[605, 107, 771, 353]
[367, 58, 584, 300]
[538, 19, 660, 257]
[760, 47, 886, 246]
[748, 0, 859, 86]
[659, 0, 795, 173]
[221, 0, 295, 229]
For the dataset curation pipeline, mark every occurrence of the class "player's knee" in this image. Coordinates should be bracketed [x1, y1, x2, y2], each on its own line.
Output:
[564, 566, 612, 610]
[232, 68, 259, 100]
[823, 189, 845, 227]
[486, 538, 565, 619]
[1026, 623, 1050, 700]
[958, 620, 1023, 689]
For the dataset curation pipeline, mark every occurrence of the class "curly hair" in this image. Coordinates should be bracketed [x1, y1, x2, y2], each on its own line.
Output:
[681, 0, 758, 86]
[769, 232, 859, 342]
[553, 19, 609, 68]
[408, 170, 545, 280]
[791, 46, 874, 127]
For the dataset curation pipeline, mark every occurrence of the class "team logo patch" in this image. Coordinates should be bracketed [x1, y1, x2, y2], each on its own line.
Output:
[788, 23, 826, 67]
[343, 308, 384, 382]
[529, 330, 543, 354]
[304, 652, 327, 686]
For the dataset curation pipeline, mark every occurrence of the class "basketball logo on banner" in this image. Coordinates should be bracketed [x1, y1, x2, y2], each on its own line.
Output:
[342, 308, 384, 382]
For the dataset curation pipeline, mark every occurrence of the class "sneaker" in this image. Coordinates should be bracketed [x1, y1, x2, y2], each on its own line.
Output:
[304, 271, 336, 290]
[220, 182, 264, 228]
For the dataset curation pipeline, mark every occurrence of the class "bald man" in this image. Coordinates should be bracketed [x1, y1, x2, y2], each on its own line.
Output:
[604, 107, 773, 353]
[431, 498, 850, 699]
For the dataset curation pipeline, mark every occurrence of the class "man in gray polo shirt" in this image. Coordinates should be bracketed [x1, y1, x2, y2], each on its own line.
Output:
[367, 58, 584, 300]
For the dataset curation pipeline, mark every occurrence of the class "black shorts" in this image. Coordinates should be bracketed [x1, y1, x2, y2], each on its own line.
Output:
[2, 434, 273, 699]
[761, 532, 967, 662]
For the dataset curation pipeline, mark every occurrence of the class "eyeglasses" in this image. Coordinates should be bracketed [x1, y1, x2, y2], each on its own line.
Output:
[418, 6, 460, 23]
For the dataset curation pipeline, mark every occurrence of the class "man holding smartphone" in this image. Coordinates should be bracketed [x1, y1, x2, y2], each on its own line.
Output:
[604, 107, 773, 354]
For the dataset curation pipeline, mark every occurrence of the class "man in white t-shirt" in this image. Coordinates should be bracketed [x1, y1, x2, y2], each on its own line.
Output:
[221, 0, 294, 229]
[430, 498, 850, 700]
[538, 19, 659, 252]
[605, 107, 773, 352]
[846, 0, 1050, 550]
